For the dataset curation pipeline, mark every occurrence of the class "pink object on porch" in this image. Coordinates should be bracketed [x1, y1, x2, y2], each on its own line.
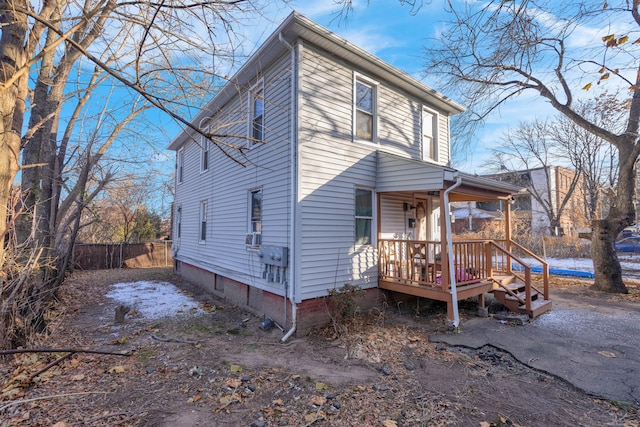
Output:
[436, 269, 479, 284]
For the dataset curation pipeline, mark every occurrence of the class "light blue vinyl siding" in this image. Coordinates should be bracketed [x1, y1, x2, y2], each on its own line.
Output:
[172, 52, 293, 296]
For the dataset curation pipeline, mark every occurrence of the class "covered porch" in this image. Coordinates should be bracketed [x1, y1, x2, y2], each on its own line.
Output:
[375, 153, 551, 324]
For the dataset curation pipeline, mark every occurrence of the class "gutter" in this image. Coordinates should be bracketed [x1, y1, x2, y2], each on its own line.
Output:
[443, 176, 463, 329]
[279, 32, 298, 343]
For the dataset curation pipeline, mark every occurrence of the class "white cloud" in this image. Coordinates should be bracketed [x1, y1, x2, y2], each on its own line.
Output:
[292, 0, 347, 19]
[339, 26, 404, 55]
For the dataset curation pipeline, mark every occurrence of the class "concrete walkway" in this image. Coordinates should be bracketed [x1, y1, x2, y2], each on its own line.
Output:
[430, 294, 640, 406]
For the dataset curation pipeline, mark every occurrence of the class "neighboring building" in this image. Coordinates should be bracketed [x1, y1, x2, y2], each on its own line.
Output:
[479, 166, 589, 237]
[451, 203, 503, 234]
[168, 13, 550, 336]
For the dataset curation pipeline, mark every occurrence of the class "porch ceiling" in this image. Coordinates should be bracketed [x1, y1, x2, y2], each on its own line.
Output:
[376, 152, 523, 201]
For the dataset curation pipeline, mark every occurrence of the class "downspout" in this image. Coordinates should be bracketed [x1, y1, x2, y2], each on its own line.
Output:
[280, 32, 298, 342]
[443, 175, 463, 329]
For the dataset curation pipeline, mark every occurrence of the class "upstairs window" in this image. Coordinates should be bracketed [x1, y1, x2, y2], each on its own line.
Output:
[354, 75, 377, 142]
[199, 200, 207, 243]
[201, 135, 209, 172]
[249, 81, 264, 146]
[422, 107, 438, 162]
[355, 188, 373, 245]
[177, 148, 184, 184]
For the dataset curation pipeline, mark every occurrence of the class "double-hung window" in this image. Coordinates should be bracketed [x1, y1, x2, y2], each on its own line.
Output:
[201, 134, 209, 172]
[175, 205, 182, 240]
[199, 200, 207, 243]
[247, 188, 262, 248]
[249, 189, 262, 234]
[422, 107, 438, 162]
[177, 148, 184, 184]
[354, 75, 377, 142]
[355, 188, 373, 245]
[249, 81, 264, 147]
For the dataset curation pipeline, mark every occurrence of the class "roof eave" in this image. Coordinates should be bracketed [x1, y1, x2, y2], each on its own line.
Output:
[454, 171, 526, 196]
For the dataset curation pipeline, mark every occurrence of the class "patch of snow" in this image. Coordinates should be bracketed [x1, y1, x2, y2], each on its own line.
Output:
[105, 281, 203, 320]
[521, 256, 640, 279]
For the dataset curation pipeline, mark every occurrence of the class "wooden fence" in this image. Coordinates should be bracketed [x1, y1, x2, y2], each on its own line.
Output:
[73, 241, 173, 270]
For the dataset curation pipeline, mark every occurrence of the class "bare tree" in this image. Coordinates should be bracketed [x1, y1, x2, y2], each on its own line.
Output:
[80, 173, 160, 243]
[0, 0, 285, 348]
[425, 0, 639, 293]
[1, 0, 274, 260]
[486, 118, 586, 236]
[551, 95, 624, 222]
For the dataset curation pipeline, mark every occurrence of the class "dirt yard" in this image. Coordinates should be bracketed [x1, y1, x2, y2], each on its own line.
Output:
[1, 268, 639, 426]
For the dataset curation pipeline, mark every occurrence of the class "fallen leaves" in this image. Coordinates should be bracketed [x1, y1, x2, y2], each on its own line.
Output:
[215, 392, 243, 413]
[310, 395, 326, 406]
[107, 365, 127, 374]
[304, 410, 326, 424]
[5, 268, 638, 427]
[214, 374, 254, 413]
[225, 378, 242, 388]
[187, 394, 201, 403]
[107, 336, 128, 345]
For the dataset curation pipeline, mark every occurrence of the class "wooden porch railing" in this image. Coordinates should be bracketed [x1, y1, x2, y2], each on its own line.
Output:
[378, 239, 442, 287]
[378, 239, 489, 290]
[378, 238, 549, 302]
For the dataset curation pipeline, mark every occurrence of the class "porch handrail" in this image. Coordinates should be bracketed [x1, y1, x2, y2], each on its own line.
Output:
[507, 239, 549, 301]
[488, 241, 533, 312]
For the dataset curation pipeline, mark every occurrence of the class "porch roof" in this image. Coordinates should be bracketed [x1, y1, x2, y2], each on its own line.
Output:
[376, 152, 524, 201]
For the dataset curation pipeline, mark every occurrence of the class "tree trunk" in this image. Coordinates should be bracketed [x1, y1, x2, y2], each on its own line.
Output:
[590, 138, 637, 294]
[0, 0, 30, 266]
[590, 219, 628, 293]
[549, 217, 562, 237]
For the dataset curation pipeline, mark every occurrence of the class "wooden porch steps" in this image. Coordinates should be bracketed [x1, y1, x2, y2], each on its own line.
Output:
[492, 276, 552, 318]
[523, 297, 553, 318]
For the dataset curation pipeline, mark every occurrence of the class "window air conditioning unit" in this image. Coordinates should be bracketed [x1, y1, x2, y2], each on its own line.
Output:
[245, 232, 261, 247]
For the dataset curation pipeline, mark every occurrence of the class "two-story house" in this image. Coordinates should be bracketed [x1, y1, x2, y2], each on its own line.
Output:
[168, 12, 551, 337]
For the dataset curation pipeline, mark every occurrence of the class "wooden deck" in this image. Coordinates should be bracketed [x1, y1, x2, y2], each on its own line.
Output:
[378, 239, 551, 319]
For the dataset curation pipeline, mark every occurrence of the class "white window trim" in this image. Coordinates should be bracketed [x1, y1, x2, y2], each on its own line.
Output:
[354, 187, 376, 247]
[353, 72, 379, 145]
[247, 79, 265, 149]
[177, 148, 184, 184]
[199, 200, 208, 244]
[421, 106, 439, 163]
